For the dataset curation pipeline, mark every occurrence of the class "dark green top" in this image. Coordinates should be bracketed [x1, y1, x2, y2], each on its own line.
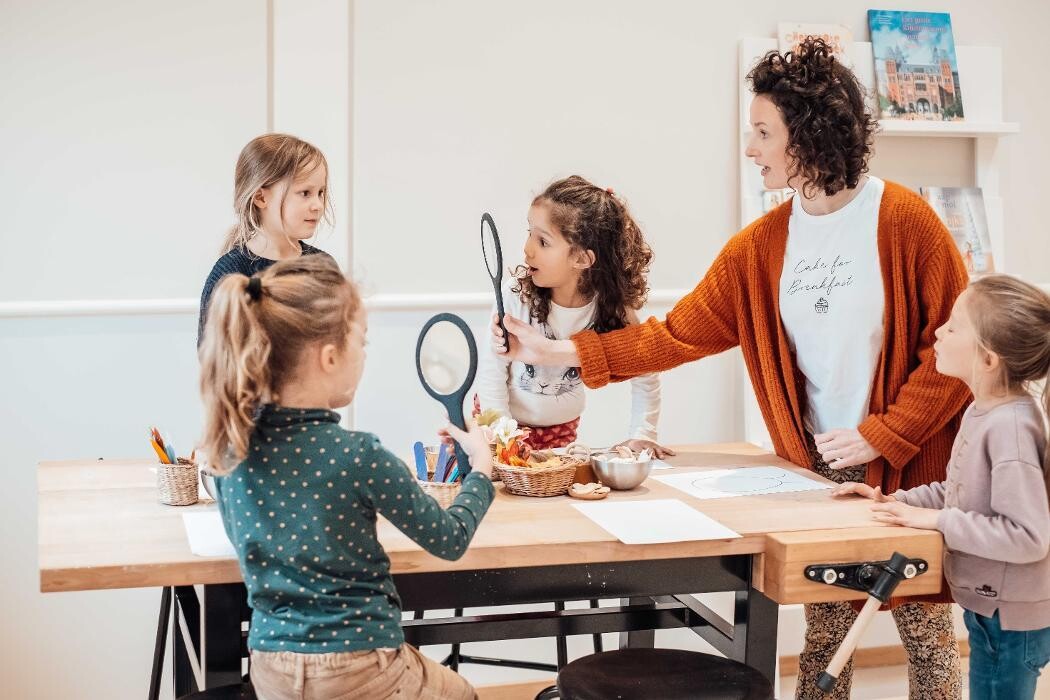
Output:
[215, 405, 494, 652]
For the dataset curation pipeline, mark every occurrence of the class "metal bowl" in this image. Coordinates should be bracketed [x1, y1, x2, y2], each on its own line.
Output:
[590, 453, 653, 490]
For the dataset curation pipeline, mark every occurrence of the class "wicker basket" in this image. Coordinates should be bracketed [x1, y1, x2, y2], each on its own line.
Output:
[497, 455, 583, 497]
[158, 457, 199, 506]
[488, 443, 503, 481]
[418, 479, 461, 509]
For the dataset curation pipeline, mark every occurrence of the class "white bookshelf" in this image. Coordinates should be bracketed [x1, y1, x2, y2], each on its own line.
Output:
[736, 37, 1020, 448]
[875, 120, 1019, 138]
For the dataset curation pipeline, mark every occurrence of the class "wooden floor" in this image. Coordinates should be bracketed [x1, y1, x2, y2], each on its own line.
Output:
[778, 658, 1050, 700]
[477, 658, 1050, 699]
[478, 679, 554, 700]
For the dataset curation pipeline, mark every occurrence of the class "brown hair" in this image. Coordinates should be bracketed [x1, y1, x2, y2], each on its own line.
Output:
[222, 133, 333, 254]
[512, 175, 652, 333]
[967, 275, 1050, 466]
[198, 255, 361, 474]
[746, 37, 877, 198]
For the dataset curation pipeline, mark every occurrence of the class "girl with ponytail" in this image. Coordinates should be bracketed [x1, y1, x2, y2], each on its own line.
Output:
[198, 255, 494, 700]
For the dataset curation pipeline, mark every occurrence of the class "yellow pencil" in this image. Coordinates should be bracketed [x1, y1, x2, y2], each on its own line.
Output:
[150, 439, 170, 464]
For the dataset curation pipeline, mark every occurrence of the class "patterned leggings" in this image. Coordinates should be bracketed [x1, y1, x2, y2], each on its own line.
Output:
[795, 440, 962, 699]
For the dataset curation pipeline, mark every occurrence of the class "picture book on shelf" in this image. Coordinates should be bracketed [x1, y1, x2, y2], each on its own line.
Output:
[868, 10, 964, 121]
[919, 186, 993, 275]
[777, 22, 853, 67]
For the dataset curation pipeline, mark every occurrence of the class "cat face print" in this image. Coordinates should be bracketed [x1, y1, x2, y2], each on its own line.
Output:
[516, 362, 583, 397]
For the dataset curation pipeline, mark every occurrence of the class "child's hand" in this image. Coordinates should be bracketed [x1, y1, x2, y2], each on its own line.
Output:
[870, 501, 940, 530]
[440, 421, 493, 479]
[830, 483, 895, 502]
[615, 439, 676, 459]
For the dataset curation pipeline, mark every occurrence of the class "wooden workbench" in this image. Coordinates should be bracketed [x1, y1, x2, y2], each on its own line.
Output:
[38, 443, 943, 695]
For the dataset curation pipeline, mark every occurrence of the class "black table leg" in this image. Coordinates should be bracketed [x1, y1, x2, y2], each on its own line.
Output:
[173, 584, 247, 693]
[173, 586, 200, 697]
[589, 599, 603, 653]
[148, 587, 171, 700]
[554, 601, 568, 668]
[618, 597, 656, 649]
[204, 583, 247, 688]
[734, 587, 779, 686]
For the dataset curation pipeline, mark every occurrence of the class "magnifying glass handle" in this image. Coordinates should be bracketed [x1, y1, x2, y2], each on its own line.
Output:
[448, 402, 472, 476]
[493, 282, 509, 351]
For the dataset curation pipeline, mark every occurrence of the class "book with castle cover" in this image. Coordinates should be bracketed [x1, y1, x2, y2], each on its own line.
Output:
[777, 23, 853, 68]
[920, 187, 993, 275]
[868, 10, 964, 121]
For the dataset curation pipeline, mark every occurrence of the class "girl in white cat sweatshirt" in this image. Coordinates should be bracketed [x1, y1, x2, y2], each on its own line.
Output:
[477, 175, 667, 455]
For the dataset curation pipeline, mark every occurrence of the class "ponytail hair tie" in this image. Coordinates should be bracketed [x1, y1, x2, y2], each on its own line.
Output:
[605, 187, 615, 195]
[246, 275, 263, 301]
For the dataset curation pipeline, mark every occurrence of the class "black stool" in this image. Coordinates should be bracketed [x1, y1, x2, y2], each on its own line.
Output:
[535, 648, 774, 700]
[179, 682, 255, 699]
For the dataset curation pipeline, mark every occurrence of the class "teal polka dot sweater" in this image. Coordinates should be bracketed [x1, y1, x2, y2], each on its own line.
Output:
[214, 405, 494, 653]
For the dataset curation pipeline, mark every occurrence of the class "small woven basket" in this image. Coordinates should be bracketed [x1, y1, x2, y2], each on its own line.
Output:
[488, 443, 503, 481]
[158, 457, 198, 506]
[497, 454, 583, 497]
[418, 479, 461, 509]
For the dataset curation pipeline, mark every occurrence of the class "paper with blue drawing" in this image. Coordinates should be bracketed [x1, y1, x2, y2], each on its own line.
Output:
[654, 466, 830, 500]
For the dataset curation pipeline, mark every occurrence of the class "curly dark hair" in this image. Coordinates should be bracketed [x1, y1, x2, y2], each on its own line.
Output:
[511, 175, 652, 334]
[746, 37, 877, 197]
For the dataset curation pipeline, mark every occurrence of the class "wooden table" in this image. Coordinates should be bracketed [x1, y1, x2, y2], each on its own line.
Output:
[39, 443, 943, 696]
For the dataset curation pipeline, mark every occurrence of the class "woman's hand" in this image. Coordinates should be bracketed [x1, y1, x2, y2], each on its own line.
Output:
[491, 314, 579, 367]
[830, 482, 895, 502]
[814, 428, 880, 470]
[440, 421, 493, 479]
[870, 501, 941, 530]
[615, 439, 677, 459]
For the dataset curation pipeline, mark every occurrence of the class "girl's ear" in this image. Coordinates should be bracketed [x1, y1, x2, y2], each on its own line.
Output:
[573, 249, 596, 270]
[253, 187, 269, 211]
[319, 342, 341, 374]
[981, 348, 1001, 374]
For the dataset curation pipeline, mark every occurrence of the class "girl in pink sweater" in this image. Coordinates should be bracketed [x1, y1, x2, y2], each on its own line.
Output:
[835, 275, 1050, 699]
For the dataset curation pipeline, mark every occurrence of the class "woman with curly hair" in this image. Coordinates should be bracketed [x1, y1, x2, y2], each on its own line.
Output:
[476, 175, 670, 456]
[492, 39, 968, 698]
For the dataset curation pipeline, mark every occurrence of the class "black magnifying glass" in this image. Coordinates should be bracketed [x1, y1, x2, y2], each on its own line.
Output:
[415, 313, 479, 475]
[481, 213, 508, 351]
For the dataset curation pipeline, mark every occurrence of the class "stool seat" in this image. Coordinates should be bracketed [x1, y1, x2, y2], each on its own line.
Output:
[179, 683, 255, 700]
[554, 648, 773, 700]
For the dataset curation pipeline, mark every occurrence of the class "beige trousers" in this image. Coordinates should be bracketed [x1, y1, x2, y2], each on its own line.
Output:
[250, 643, 477, 700]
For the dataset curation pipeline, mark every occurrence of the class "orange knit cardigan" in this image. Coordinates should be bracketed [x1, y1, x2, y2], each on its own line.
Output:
[574, 181, 971, 497]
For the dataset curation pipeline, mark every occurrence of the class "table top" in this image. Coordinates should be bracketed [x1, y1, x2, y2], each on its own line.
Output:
[38, 443, 925, 594]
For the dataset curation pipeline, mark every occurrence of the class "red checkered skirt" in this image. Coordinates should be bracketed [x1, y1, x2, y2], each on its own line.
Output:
[519, 417, 581, 451]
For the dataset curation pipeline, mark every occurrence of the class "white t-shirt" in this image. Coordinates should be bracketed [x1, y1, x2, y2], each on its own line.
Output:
[779, 176, 886, 434]
[477, 285, 660, 440]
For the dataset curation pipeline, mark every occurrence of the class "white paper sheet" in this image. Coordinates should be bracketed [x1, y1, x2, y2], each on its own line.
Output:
[182, 508, 236, 557]
[571, 499, 741, 544]
[654, 466, 830, 500]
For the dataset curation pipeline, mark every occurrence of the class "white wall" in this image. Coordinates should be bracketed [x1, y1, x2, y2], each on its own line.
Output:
[3, 1, 1050, 698]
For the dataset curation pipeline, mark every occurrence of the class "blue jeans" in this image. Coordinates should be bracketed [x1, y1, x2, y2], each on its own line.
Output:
[964, 609, 1050, 699]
